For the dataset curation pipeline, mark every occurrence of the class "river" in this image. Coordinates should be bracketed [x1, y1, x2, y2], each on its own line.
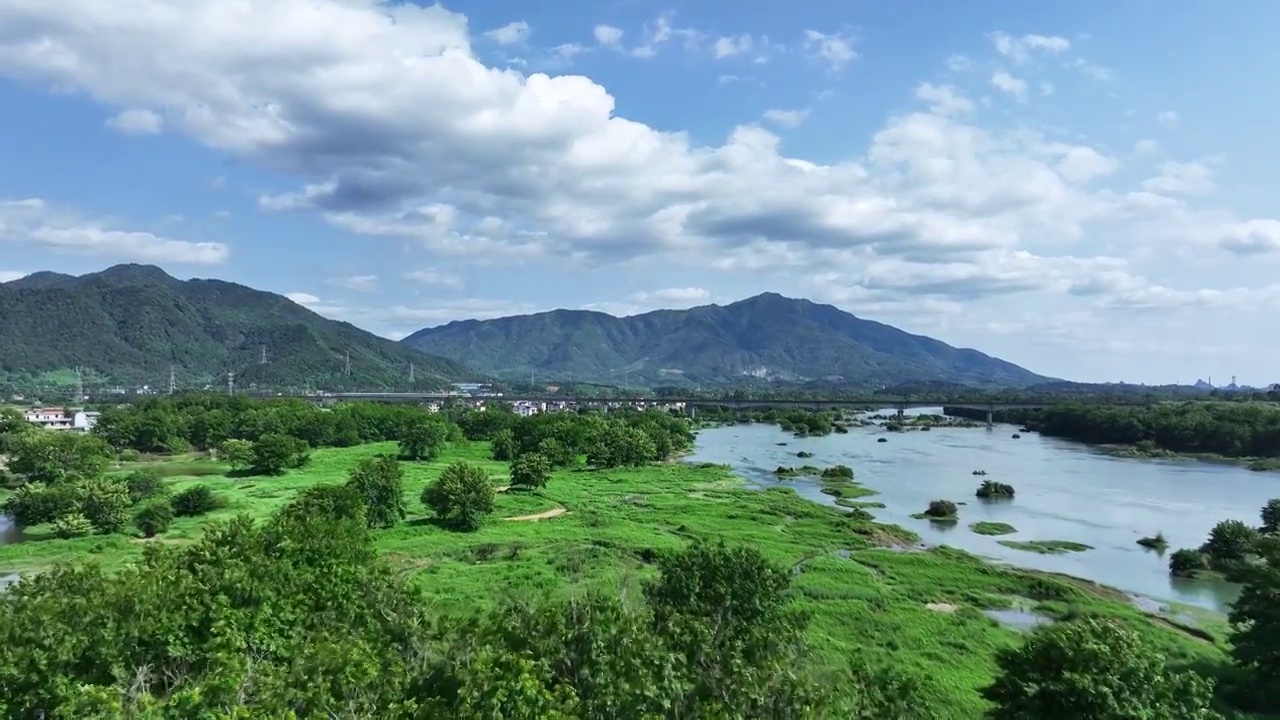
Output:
[686, 409, 1280, 614]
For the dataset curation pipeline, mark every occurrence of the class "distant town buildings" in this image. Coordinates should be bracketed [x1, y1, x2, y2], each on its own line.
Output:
[21, 407, 100, 433]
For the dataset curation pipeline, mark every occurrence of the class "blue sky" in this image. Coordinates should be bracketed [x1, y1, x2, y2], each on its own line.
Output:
[2, 0, 1279, 386]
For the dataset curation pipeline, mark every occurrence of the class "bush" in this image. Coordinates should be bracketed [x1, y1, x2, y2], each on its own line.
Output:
[171, 486, 224, 517]
[3, 482, 83, 527]
[51, 513, 94, 539]
[219, 438, 254, 470]
[117, 448, 141, 462]
[134, 501, 174, 538]
[346, 456, 406, 529]
[975, 480, 1015, 499]
[124, 469, 168, 504]
[1201, 519, 1260, 564]
[924, 499, 958, 518]
[820, 465, 853, 479]
[422, 462, 494, 532]
[1169, 548, 1210, 577]
[79, 478, 131, 534]
[510, 452, 551, 490]
[490, 428, 518, 462]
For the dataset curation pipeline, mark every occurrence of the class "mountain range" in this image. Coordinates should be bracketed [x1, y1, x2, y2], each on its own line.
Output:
[403, 292, 1052, 388]
[0, 265, 470, 390]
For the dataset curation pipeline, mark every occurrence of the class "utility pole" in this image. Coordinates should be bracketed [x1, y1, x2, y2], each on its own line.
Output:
[168, 365, 176, 395]
[227, 370, 235, 396]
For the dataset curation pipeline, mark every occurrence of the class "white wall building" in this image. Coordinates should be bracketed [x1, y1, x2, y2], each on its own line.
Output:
[22, 408, 100, 432]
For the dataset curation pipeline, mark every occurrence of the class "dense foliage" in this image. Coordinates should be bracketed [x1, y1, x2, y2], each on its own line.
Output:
[1000, 402, 1280, 458]
[0, 263, 473, 390]
[448, 404, 695, 469]
[982, 616, 1221, 719]
[402, 292, 1047, 388]
[346, 455, 407, 529]
[1229, 536, 1280, 711]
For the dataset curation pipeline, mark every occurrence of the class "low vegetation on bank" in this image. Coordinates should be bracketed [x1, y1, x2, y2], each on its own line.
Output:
[0, 397, 1278, 716]
[970, 521, 1018, 536]
[998, 539, 1094, 555]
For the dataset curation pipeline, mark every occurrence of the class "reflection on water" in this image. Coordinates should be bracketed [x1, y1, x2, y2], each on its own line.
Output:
[688, 409, 1276, 613]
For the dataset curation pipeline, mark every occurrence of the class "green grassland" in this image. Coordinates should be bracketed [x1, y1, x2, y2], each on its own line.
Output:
[0, 440, 1245, 717]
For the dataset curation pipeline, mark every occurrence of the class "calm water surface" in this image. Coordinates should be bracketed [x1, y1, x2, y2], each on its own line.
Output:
[687, 409, 1280, 613]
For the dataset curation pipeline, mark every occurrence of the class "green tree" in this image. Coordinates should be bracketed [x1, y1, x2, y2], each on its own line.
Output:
[491, 427, 518, 461]
[78, 477, 131, 534]
[2, 482, 83, 527]
[510, 452, 551, 490]
[9, 432, 110, 484]
[346, 455, 406, 529]
[1229, 536, 1280, 710]
[219, 438, 254, 471]
[1261, 498, 1280, 535]
[981, 616, 1221, 719]
[1200, 519, 1260, 566]
[587, 423, 655, 469]
[124, 469, 167, 504]
[134, 500, 174, 538]
[250, 433, 309, 475]
[536, 437, 574, 467]
[422, 462, 494, 532]
[398, 416, 448, 461]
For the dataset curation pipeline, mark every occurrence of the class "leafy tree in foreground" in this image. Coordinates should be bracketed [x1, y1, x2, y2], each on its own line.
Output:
[398, 415, 448, 461]
[510, 452, 552, 490]
[422, 461, 495, 532]
[346, 455, 406, 528]
[1261, 497, 1280, 535]
[981, 616, 1221, 720]
[1229, 535, 1280, 711]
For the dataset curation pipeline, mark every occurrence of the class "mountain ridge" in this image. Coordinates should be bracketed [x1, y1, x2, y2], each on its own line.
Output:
[403, 292, 1053, 388]
[0, 264, 475, 390]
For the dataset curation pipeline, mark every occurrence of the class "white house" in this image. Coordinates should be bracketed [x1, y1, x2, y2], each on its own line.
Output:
[22, 408, 100, 432]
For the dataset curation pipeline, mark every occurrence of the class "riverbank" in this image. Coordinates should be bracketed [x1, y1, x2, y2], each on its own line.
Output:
[0, 438, 1244, 716]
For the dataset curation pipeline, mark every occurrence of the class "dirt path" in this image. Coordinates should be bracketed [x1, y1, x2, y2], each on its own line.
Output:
[503, 507, 568, 522]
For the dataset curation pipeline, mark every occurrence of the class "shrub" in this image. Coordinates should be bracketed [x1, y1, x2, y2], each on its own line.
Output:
[117, 448, 141, 462]
[171, 486, 224, 517]
[510, 452, 552, 490]
[219, 438, 255, 470]
[124, 469, 168, 504]
[134, 501, 174, 538]
[924, 499, 958, 518]
[975, 480, 1015, 499]
[79, 478, 131, 534]
[52, 513, 94, 539]
[820, 465, 853, 479]
[1169, 548, 1210, 577]
[397, 417, 448, 461]
[422, 462, 494, 532]
[490, 428, 518, 462]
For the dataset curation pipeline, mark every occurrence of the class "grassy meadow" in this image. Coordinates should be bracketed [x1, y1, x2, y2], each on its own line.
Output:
[0, 439, 1248, 717]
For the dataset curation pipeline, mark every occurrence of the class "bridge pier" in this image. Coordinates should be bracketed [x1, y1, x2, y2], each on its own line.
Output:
[986, 404, 994, 429]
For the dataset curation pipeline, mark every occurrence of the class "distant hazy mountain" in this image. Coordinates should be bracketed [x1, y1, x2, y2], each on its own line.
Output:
[402, 292, 1052, 388]
[0, 264, 474, 390]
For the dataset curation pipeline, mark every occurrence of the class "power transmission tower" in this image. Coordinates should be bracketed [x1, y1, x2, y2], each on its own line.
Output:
[227, 370, 235, 396]
[168, 365, 176, 395]
[345, 350, 351, 377]
[408, 362, 415, 385]
[260, 345, 267, 365]
[75, 366, 84, 402]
